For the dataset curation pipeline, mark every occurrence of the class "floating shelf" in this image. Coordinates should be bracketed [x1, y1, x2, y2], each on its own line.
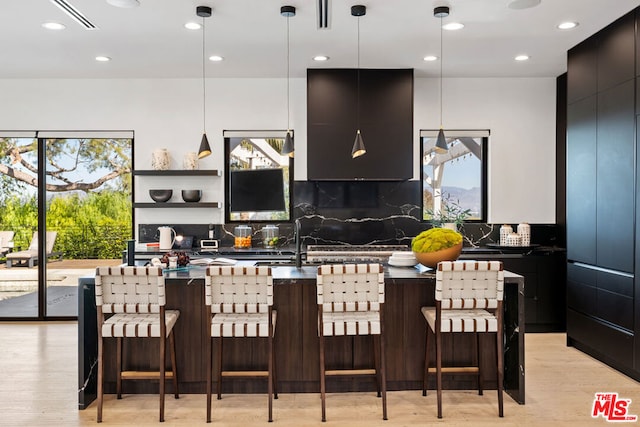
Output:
[133, 170, 221, 176]
[134, 202, 221, 208]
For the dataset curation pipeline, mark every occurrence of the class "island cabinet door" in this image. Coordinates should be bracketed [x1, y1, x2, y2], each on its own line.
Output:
[166, 280, 208, 391]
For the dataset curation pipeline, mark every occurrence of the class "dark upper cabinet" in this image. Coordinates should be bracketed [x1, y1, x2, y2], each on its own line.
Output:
[566, 95, 597, 264]
[567, 38, 597, 104]
[596, 80, 635, 273]
[597, 11, 635, 92]
[307, 68, 413, 181]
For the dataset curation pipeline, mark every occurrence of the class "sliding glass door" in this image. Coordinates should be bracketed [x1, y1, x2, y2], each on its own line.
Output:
[0, 132, 132, 320]
[0, 135, 39, 317]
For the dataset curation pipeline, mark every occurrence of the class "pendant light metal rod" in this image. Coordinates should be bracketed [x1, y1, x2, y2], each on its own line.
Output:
[281, 5, 296, 157]
[351, 5, 366, 159]
[434, 6, 449, 155]
[197, 6, 212, 159]
[202, 12, 206, 135]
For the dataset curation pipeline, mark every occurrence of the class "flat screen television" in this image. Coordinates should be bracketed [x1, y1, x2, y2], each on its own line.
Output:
[230, 168, 286, 212]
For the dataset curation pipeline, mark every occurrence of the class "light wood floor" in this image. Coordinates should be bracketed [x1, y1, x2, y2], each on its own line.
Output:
[0, 323, 639, 426]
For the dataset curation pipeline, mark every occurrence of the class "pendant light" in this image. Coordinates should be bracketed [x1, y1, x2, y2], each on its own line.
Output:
[434, 6, 449, 154]
[351, 5, 366, 159]
[197, 5, 212, 159]
[281, 5, 296, 158]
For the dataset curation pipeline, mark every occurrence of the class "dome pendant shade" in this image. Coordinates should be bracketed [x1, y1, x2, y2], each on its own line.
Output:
[282, 131, 294, 157]
[198, 133, 212, 159]
[434, 128, 448, 154]
[351, 130, 366, 158]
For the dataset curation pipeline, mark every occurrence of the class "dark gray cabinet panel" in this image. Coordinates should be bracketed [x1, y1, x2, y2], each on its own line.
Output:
[566, 96, 597, 264]
[596, 80, 635, 273]
[567, 38, 597, 103]
[597, 12, 635, 92]
[307, 68, 413, 181]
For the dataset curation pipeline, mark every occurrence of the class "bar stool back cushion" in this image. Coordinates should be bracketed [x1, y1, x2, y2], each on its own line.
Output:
[95, 266, 179, 338]
[422, 260, 503, 333]
[317, 263, 385, 336]
[205, 265, 275, 337]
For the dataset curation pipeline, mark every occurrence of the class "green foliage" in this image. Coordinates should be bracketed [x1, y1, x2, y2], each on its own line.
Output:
[411, 228, 463, 253]
[424, 193, 471, 227]
[0, 190, 131, 259]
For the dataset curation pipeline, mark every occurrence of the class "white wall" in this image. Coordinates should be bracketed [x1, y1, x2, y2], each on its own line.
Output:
[0, 75, 556, 226]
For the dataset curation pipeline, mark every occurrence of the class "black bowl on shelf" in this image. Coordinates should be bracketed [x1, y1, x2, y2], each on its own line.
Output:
[181, 189, 202, 203]
[149, 189, 172, 203]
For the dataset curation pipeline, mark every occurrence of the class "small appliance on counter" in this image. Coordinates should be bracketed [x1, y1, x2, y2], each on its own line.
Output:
[158, 226, 176, 250]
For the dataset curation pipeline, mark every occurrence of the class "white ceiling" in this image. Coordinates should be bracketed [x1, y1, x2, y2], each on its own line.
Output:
[3, 0, 639, 79]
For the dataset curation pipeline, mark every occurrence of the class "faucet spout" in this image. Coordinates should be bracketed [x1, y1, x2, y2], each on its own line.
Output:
[295, 218, 302, 268]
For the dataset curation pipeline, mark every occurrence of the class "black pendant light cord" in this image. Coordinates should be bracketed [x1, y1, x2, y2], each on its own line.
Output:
[439, 15, 443, 129]
[356, 15, 361, 131]
[286, 14, 290, 132]
[202, 15, 206, 134]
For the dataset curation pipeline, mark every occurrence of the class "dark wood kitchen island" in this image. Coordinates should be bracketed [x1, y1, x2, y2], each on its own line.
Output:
[78, 264, 524, 408]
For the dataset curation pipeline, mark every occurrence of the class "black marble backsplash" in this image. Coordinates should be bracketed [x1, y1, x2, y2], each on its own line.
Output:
[138, 180, 562, 249]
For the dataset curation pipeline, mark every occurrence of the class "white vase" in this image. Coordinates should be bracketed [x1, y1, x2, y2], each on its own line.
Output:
[183, 152, 199, 170]
[151, 149, 170, 170]
[442, 223, 458, 231]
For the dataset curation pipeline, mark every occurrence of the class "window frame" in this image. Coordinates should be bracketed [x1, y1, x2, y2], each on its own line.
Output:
[223, 130, 294, 224]
[419, 129, 488, 224]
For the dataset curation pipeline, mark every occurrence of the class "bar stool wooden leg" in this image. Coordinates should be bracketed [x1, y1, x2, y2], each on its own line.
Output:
[476, 332, 483, 396]
[268, 329, 274, 422]
[379, 316, 388, 421]
[423, 327, 430, 396]
[319, 326, 327, 422]
[497, 311, 504, 417]
[373, 335, 381, 397]
[436, 328, 443, 419]
[216, 337, 223, 400]
[272, 335, 278, 400]
[169, 331, 179, 399]
[206, 336, 213, 423]
[97, 334, 104, 423]
[159, 335, 166, 422]
[116, 337, 122, 399]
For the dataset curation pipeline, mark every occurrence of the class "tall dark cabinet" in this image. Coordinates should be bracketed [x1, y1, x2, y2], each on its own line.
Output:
[566, 9, 639, 378]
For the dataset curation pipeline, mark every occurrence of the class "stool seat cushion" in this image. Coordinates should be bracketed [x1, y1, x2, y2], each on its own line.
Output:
[210, 310, 277, 337]
[101, 310, 180, 338]
[422, 306, 498, 333]
[321, 311, 381, 336]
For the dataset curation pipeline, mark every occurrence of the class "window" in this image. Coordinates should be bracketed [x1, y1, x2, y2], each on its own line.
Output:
[224, 130, 293, 222]
[420, 130, 488, 223]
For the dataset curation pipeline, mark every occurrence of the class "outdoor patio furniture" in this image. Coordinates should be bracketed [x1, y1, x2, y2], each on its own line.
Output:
[0, 231, 15, 257]
[6, 231, 62, 268]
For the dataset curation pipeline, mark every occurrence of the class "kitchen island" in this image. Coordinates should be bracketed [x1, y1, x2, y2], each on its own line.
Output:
[78, 263, 524, 408]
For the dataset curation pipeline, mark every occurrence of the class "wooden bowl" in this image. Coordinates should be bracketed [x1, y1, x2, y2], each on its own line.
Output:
[413, 242, 463, 268]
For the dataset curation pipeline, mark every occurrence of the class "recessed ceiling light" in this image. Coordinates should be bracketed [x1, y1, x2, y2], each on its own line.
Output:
[209, 55, 223, 62]
[558, 21, 578, 30]
[185, 22, 201, 30]
[95, 56, 111, 62]
[313, 55, 329, 61]
[42, 22, 66, 30]
[515, 55, 530, 61]
[423, 55, 438, 62]
[106, 0, 140, 8]
[508, 0, 541, 10]
[443, 22, 464, 31]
